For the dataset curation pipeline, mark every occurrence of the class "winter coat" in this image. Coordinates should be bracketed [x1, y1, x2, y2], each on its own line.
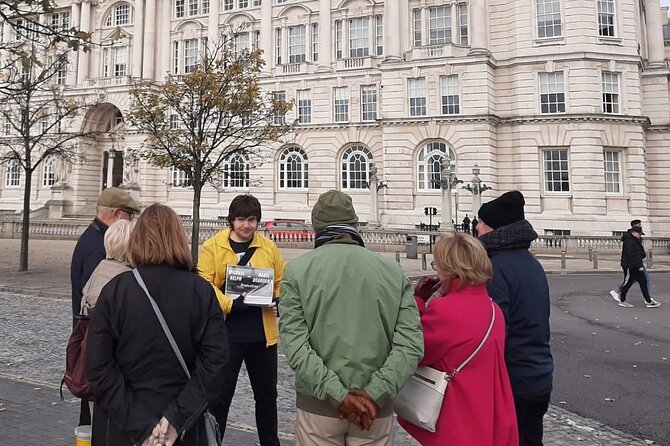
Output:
[279, 240, 423, 417]
[198, 228, 285, 346]
[620, 230, 646, 269]
[478, 220, 554, 397]
[81, 259, 131, 316]
[71, 218, 108, 316]
[86, 265, 229, 446]
[398, 280, 518, 446]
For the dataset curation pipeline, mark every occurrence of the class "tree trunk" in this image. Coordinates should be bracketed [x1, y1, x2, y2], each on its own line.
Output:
[191, 185, 202, 264]
[19, 169, 32, 271]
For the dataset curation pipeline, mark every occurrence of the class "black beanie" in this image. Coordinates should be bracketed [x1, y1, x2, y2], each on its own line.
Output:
[478, 191, 525, 230]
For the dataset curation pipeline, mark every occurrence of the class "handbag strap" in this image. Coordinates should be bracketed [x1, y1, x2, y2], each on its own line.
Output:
[237, 246, 257, 266]
[449, 300, 496, 379]
[133, 268, 192, 380]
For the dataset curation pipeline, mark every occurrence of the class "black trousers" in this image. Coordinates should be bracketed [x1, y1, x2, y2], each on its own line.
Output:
[620, 267, 652, 302]
[211, 342, 279, 446]
[514, 392, 550, 446]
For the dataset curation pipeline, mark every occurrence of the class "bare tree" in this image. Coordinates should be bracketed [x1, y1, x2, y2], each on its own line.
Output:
[0, 43, 100, 271]
[127, 38, 295, 261]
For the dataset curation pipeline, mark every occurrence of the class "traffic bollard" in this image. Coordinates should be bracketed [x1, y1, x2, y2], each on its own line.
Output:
[561, 250, 566, 269]
[396, 251, 400, 263]
[531, 249, 536, 257]
[588, 246, 593, 261]
[593, 251, 598, 269]
[421, 251, 427, 270]
[647, 250, 653, 269]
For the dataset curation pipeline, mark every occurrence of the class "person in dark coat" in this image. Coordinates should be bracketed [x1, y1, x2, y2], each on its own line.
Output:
[70, 187, 140, 426]
[86, 203, 229, 446]
[472, 217, 479, 237]
[476, 191, 554, 446]
[462, 214, 471, 234]
[610, 221, 660, 308]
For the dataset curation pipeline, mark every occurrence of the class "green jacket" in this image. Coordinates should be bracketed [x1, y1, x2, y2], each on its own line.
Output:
[279, 241, 423, 417]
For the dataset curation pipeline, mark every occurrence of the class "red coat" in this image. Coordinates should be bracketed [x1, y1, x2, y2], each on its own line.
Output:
[398, 280, 518, 446]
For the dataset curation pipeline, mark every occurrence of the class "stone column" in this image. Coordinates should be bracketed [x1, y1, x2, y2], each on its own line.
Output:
[440, 158, 454, 234]
[645, 0, 665, 65]
[142, 0, 156, 79]
[384, 0, 401, 61]
[368, 163, 380, 226]
[133, 0, 144, 77]
[208, 0, 220, 44]
[316, 0, 332, 72]
[260, 0, 272, 72]
[451, 3, 458, 45]
[70, 2, 80, 85]
[469, 0, 488, 55]
[106, 151, 116, 189]
[158, 0, 171, 79]
[77, 1, 91, 82]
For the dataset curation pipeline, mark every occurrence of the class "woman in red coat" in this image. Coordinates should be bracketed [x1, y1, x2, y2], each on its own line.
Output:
[398, 233, 518, 445]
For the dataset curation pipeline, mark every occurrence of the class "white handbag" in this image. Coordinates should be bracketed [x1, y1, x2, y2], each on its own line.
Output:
[394, 301, 496, 433]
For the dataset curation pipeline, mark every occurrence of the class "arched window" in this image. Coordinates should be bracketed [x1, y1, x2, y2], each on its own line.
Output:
[341, 145, 373, 189]
[278, 146, 308, 189]
[223, 154, 249, 188]
[105, 4, 132, 27]
[42, 156, 58, 187]
[417, 141, 456, 191]
[5, 158, 21, 187]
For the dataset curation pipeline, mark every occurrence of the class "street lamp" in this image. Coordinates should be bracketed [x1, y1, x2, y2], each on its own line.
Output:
[462, 164, 493, 216]
[430, 156, 462, 233]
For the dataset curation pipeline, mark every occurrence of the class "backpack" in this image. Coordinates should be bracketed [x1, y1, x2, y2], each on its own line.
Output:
[61, 316, 94, 400]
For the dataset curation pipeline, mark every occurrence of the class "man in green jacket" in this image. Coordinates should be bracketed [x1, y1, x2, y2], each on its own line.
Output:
[279, 190, 423, 446]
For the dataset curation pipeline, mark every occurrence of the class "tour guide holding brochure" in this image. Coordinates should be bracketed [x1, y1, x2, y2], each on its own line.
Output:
[198, 194, 286, 446]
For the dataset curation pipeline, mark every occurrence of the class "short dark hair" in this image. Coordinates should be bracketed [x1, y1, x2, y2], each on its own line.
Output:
[227, 194, 262, 226]
[630, 219, 642, 228]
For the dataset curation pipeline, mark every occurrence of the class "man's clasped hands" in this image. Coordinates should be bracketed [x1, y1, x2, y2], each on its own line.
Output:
[338, 389, 380, 431]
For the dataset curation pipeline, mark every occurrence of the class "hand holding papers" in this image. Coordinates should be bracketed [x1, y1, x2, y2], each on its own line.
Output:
[225, 265, 275, 306]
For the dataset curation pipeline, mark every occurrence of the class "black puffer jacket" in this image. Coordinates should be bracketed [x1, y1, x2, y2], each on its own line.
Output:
[86, 264, 229, 446]
[620, 230, 646, 269]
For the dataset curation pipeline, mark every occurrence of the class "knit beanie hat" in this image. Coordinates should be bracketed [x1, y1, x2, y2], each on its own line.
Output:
[311, 190, 359, 232]
[477, 191, 525, 230]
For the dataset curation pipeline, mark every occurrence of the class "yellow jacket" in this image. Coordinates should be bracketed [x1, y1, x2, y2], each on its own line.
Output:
[198, 228, 286, 346]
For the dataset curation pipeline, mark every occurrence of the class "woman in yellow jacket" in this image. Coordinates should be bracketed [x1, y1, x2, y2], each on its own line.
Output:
[198, 194, 285, 446]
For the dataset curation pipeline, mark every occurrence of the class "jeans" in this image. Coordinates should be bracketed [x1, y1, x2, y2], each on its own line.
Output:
[514, 392, 550, 446]
[210, 342, 279, 446]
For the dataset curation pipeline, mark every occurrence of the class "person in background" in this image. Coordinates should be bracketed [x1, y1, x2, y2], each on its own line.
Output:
[398, 233, 517, 446]
[476, 191, 554, 446]
[461, 214, 471, 234]
[279, 190, 423, 446]
[610, 220, 661, 308]
[81, 220, 134, 316]
[86, 203, 228, 446]
[472, 217, 479, 237]
[70, 187, 140, 427]
[198, 194, 285, 446]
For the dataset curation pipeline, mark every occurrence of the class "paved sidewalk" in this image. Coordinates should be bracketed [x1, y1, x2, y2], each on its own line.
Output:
[0, 238, 664, 445]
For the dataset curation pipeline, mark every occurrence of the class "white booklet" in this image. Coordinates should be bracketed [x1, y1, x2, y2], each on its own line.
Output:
[224, 265, 275, 306]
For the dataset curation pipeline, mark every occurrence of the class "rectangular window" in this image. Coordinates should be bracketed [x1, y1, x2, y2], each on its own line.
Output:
[459, 4, 468, 45]
[603, 150, 621, 193]
[273, 91, 287, 125]
[43, 158, 57, 187]
[239, 0, 249, 7]
[275, 28, 283, 64]
[253, 0, 262, 5]
[288, 25, 306, 63]
[202, 0, 209, 14]
[429, 6, 451, 45]
[408, 78, 427, 117]
[539, 72, 565, 113]
[223, 0, 233, 10]
[113, 47, 127, 77]
[184, 38, 199, 73]
[172, 41, 179, 74]
[188, 0, 198, 16]
[598, 0, 615, 37]
[361, 85, 378, 121]
[175, 0, 184, 17]
[235, 32, 250, 55]
[543, 149, 570, 192]
[297, 89, 312, 124]
[333, 87, 349, 123]
[349, 17, 369, 57]
[375, 15, 384, 56]
[413, 9, 422, 46]
[312, 24, 319, 62]
[440, 75, 460, 115]
[171, 167, 191, 187]
[335, 20, 343, 58]
[602, 72, 619, 114]
[5, 160, 20, 187]
[536, 0, 562, 38]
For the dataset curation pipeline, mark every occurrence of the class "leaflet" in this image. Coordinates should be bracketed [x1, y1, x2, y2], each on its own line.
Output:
[224, 265, 275, 306]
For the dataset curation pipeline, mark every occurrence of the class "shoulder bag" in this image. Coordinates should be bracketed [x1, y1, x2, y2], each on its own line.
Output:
[393, 300, 496, 433]
[133, 269, 221, 446]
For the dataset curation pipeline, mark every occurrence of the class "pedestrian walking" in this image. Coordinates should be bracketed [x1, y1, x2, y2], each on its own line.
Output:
[86, 203, 229, 446]
[198, 194, 285, 446]
[472, 217, 479, 237]
[476, 191, 554, 446]
[610, 220, 661, 308]
[462, 214, 471, 234]
[70, 187, 139, 426]
[398, 234, 518, 446]
[279, 190, 423, 446]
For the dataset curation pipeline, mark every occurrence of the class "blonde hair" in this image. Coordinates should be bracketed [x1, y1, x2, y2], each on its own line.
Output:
[433, 233, 493, 292]
[127, 203, 194, 271]
[104, 220, 135, 261]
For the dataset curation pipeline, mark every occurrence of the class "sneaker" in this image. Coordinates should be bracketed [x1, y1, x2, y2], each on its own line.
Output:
[646, 299, 661, 308]
[610, 289, 622, 303]
[618, 302, 634, 308]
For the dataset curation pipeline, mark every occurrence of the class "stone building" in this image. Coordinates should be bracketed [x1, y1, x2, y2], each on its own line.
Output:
[1, 0, 670, 235]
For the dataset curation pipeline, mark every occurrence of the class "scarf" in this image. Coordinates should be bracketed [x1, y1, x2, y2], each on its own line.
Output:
[314, 224, 365, 249]
[478, 219, 538, 256]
